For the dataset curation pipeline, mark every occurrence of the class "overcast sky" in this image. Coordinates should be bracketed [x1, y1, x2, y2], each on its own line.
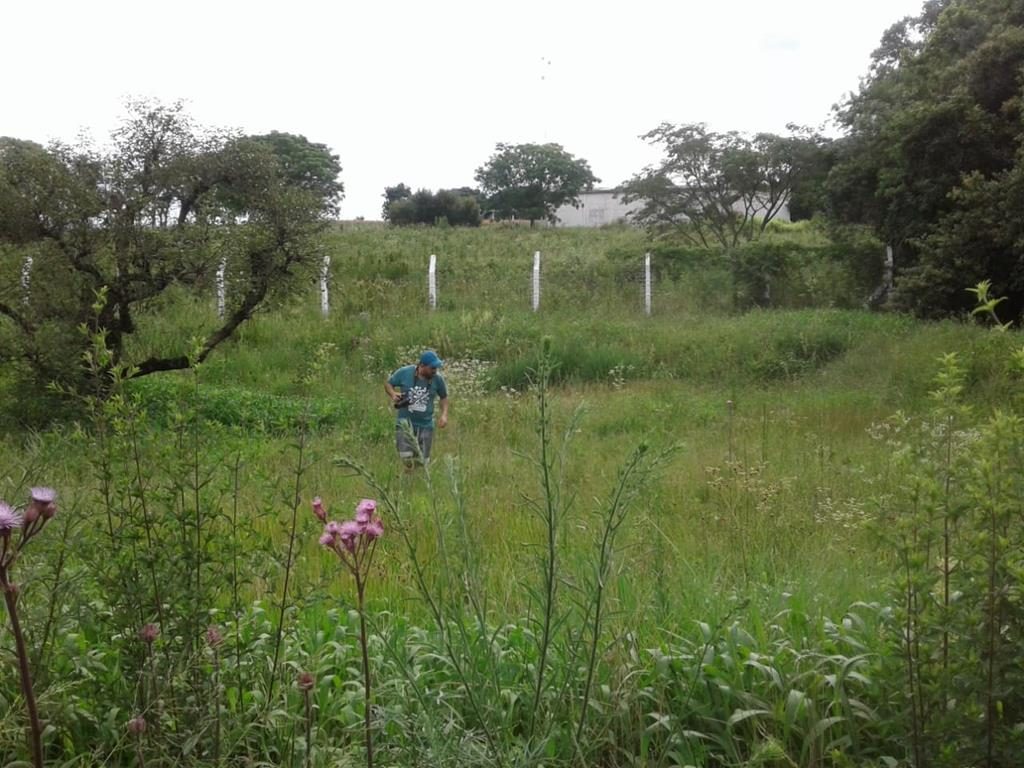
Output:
[3, 0, 925, 219]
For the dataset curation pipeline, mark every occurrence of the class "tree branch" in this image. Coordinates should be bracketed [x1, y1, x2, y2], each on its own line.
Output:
[129, 279, 268, 378]
[0, 302, 35, 336]
[128, 228, 297, 378]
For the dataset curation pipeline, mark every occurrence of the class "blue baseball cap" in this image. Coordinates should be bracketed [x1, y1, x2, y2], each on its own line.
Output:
[419, 350, 444, 368]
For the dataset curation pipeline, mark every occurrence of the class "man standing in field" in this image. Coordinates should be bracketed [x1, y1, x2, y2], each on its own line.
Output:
[385, 350, 449, 468]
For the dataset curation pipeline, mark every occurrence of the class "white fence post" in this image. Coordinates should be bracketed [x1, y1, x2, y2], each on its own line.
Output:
[532, 251, 541, 312]
[884, 244, 894, 291]
[21, 256, 32, 306]
[644, 252, 652, 316]
[216, 258, 227, 319]
[428, 254, 437, 310]
[320, 253, 331, 317]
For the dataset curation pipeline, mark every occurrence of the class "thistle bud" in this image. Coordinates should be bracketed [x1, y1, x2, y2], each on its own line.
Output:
[28, 487, 57, 522]
[206, 625, 224, 648]
[139, 623, 159, 644]
[312, 496, 327, 523]
[22, 504, 40, 526]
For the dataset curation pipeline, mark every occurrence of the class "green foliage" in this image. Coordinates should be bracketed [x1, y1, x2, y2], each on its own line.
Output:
[381, 182, 412, 220]
[872, 346, 1024, 766]
[623, 123, 831, 249]
[385, 186, 481, 227]
[244, 131, 344, 215]
[0, 99, 340, 392]
[474, 142, 599, 224]
[969, 279, 1014, 331]
[128, 375, 351, 433]
[622, 123, 832, 309]
[487, 310, 876, 389]
[828, 0, 1024, 317]
[5, 219, 1024, 764]
[3, 290, 1023, 764]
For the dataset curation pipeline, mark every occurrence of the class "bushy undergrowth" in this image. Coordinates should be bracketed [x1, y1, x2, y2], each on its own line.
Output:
[127, 375, 352, 434]
[2, 227, 1023, 766]
[1, 325, 1023, 766]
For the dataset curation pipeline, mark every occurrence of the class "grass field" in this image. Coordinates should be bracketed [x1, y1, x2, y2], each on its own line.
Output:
[0, 225, 1021, 766]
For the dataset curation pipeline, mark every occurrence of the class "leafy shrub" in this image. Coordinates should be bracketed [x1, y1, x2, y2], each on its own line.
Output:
[872, 350, 1024, 766]
[128, 375, 351, 433]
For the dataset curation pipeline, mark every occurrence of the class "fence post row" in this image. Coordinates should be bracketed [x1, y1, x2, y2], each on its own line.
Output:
[644, 252, 652, 316]
[428, 254, 437, 310]
[532, 251, 541, 312]
[210, 249, 658, 317]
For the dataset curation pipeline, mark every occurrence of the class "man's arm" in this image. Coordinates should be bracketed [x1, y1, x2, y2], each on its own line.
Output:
[385, 380, 401, 403]
[437, 397, 449, 429]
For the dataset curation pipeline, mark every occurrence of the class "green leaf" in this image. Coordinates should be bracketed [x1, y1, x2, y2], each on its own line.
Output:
[728, 708, 772, 727]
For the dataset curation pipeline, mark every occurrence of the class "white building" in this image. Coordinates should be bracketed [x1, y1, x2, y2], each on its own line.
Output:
[553, 189, 640, 227]
[553, 188, 792, 228]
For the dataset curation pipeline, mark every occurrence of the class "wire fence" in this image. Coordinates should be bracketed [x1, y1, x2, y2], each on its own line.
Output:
[16, 242, 877, 324]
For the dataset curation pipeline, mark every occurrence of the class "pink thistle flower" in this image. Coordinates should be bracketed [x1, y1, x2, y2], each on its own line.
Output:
[312, 496, 327, 522]
[355, 499, 376, 524]
[0, 503, 23, 536]
[339, 520, 361, 538]
[30, 487, 56, 504]
[139, 623, 160, 644]
[338, 520, 362, 552]
[319, 531, 335, 548]
[325, 521, 344, 535]
[206, 625, 224, 648]
[364, 519, 384, 540]
[127, 716, 147, 735]
[297, 671, 315, 691]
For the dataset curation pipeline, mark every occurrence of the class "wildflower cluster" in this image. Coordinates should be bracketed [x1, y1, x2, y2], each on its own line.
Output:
[437, 357, 493, 400]
[313, 495, 383, 767]
[813, 489, 868, 530]
[316, 497, 383, 567]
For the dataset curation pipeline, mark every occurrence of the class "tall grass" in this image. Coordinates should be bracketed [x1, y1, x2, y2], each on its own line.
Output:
[1, 225, 1022, 764]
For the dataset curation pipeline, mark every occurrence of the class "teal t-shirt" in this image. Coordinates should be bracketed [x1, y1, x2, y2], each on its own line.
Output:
[388, 365, 448, 428]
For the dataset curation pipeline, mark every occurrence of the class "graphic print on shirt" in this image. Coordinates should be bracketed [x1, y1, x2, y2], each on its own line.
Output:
[407, 385, 431, 413]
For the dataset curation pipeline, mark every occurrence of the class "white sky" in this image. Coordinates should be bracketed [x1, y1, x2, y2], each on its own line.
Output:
[2, 0, 924, 219]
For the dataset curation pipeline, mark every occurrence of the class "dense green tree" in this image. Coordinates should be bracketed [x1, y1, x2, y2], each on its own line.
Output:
[384, 186, 480, 226]
[245, 131, 344, 214]
[474, 142, 598, 225]
[381, 182, 412, 220]
[828, 0, 1024, 316]
[623, 123, 829, 248]
[0, 100, 342, 393]
[623, 123, 829, 307]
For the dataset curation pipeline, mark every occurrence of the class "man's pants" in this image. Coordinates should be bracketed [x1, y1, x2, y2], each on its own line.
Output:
[396, 424, 434, 463]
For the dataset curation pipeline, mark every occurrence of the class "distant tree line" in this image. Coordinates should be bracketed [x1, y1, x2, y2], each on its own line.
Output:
[383, 142, 600, 228]
[382, 184, 482, 226]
